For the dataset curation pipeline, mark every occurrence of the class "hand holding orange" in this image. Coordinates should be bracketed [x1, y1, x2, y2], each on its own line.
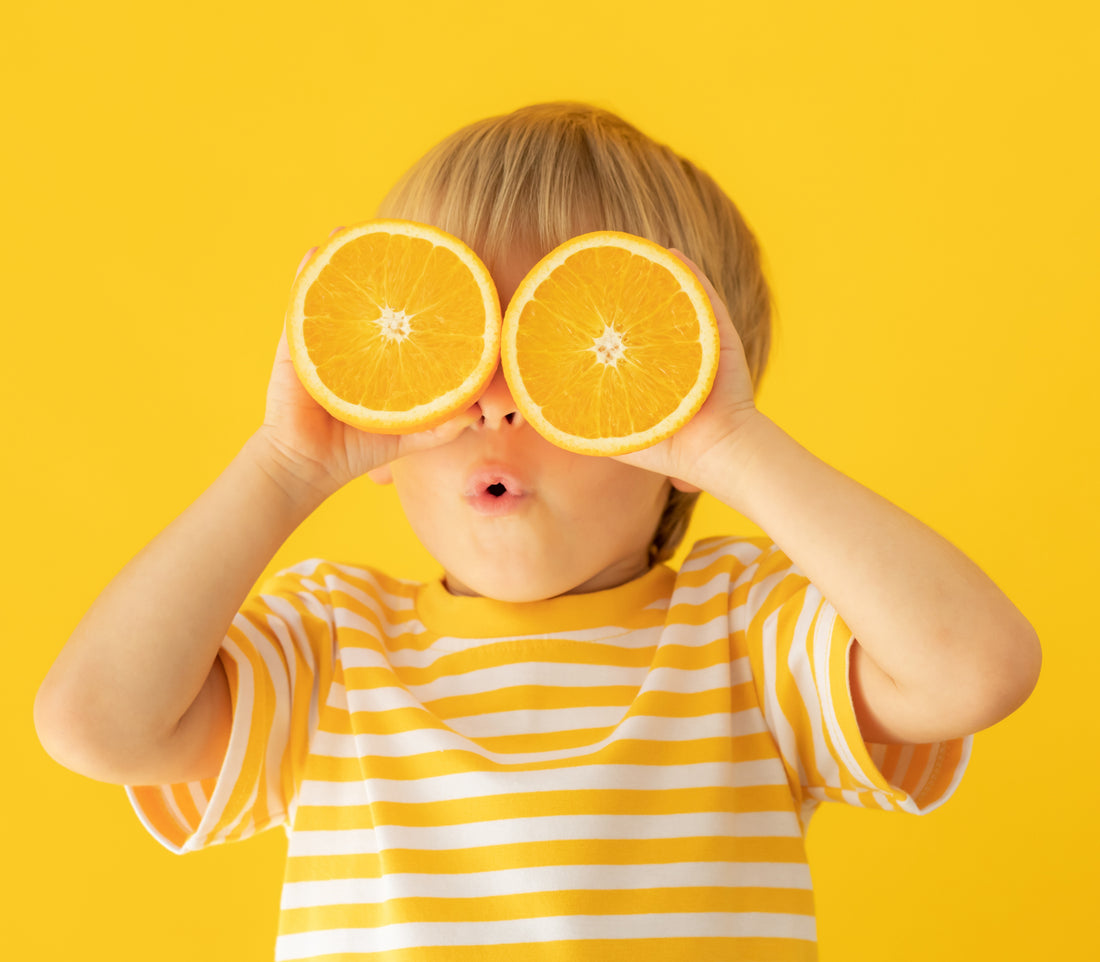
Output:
[285, 221, 501, 434]
[500, 231, 720, 456]
[285, 220, 724, 458]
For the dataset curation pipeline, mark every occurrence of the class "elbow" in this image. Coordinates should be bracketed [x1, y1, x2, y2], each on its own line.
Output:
[34, 671, 143, 785]
[871, 620, 1043, 745]
[34, 674, 89, 776]
[918, 622, 1042, 742]
[34, 644, 107, 779]
[968, 622, 1043, 735]
[1006, 622, 1042, 713]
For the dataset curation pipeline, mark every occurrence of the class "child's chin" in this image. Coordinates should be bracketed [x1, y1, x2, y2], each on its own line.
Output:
[446, 566, 572, 603]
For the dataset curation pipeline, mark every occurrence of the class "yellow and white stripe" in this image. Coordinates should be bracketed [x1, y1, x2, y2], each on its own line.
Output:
[126, 537, 970, 961]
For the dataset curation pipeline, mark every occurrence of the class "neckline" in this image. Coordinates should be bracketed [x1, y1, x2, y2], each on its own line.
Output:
[416, 563, 676, 638]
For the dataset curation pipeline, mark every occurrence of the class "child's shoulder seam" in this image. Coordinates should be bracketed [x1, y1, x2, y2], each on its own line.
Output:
[269, 558, 420, 597]
[687, 534, 774, 558]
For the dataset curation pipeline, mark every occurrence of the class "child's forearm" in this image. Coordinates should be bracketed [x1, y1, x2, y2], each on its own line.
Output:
[696, 411, 1041, 741]
[34, 429, 337, 783]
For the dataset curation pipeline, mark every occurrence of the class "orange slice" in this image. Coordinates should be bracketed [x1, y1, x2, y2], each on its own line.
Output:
[286, 220, 500, 433]
[501, 231, 720, 456]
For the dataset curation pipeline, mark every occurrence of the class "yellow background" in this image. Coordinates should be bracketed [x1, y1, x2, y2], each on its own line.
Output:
[6, 1, 1096, 958]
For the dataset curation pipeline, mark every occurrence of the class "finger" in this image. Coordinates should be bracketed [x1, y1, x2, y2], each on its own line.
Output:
[398, 408, 479, 456]
[294, 226, 347, 281]
[428, 408, 481, 444]
[668, 248, 717, 300]
[668, 249, 726, 310]
[294, 246, 317, 280]
[668, 248, 742, 344]
[274, 322, 291, 362]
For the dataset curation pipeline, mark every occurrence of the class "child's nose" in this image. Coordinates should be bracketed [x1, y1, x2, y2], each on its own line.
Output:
[472, 364, 523, 431]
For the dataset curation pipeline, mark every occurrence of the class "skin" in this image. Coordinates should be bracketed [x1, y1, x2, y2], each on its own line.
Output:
[372, 238, 1041, 746]
[365, 247, 681, 602]
[34, 226, 1041, 791]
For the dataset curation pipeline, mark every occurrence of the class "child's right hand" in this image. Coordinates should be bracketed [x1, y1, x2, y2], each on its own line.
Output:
[254, 231, 480, 501]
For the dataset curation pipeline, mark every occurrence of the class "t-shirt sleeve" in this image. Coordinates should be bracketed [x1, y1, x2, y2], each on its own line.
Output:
[124, 561, 336, 854]
[732, 539, 972, 816]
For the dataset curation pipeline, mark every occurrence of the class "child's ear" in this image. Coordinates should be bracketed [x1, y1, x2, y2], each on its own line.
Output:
[670, 477, 701, 494]
[367, 464, 394, 485]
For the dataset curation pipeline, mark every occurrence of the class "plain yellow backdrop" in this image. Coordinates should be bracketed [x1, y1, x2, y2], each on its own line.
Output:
[6, 0, 1096, 958]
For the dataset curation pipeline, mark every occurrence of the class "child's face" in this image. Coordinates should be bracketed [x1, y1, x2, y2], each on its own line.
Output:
[368, 247, 673, 602]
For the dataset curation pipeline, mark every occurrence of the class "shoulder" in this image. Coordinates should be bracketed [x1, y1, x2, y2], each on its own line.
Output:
[250, 558, 422, 619]
[261, 558, 415, 594]
[229, 560, 424, 663]
[674, 536, 819, 628]
[677, 535, 792, 583]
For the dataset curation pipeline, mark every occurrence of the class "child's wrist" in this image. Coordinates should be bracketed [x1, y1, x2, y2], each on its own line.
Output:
[245, 428, 345, 514]
[688, 409, 777, 514]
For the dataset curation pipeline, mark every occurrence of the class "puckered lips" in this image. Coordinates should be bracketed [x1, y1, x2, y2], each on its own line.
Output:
[463, 463, 530, 516]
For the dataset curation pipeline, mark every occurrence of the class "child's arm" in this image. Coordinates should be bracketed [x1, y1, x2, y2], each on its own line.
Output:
[620, 250, 1042, 746]
[35, 245, 478, 787]
[33, 428, 335, 786]
[696, 412, 1040, 744]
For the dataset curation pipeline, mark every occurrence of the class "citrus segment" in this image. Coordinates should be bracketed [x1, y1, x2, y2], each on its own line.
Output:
[286, 220, 500, 433]
[501, 232, 719, 456]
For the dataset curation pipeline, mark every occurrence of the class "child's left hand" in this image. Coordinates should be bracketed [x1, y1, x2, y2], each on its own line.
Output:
[611, 249, 760, 492]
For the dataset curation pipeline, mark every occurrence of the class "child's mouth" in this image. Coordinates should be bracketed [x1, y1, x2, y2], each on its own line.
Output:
[464, 466, 529, 516]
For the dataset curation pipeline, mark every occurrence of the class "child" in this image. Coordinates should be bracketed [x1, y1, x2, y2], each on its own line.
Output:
[35, 101, 1041, 961]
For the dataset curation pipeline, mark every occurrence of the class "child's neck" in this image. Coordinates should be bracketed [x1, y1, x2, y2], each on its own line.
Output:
[441, 552, 656, 601]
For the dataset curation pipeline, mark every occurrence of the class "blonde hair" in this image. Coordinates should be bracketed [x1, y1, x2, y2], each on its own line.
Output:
[375, 101, 774, 563]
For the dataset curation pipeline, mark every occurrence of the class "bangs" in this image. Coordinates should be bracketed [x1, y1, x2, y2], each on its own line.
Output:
[373, 103, 690, 277]
[367, 101, 775, 563]
[371, 101, 772, 398]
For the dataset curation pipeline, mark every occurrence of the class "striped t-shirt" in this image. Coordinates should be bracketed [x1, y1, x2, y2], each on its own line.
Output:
[126, 535, 971, 961]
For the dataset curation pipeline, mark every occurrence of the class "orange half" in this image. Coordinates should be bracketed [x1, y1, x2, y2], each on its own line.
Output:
[286, 220, 500, 433]
[501, 232, 720, 456]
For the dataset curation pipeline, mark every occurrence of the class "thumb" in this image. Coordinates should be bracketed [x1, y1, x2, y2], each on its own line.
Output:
[396, 407, 481, 457]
